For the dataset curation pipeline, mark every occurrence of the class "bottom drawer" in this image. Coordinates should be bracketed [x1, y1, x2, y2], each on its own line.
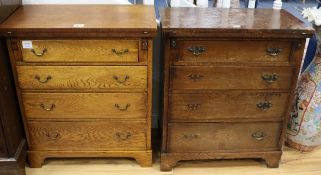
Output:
[28, 121, 147, 151]
[167, 122, 282, 152]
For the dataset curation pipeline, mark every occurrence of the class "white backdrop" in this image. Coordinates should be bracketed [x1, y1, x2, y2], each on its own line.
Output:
[22, 0, 132, 4]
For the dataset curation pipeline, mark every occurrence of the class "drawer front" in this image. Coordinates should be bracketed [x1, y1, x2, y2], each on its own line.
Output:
[22, 93, 147, 119]
[17, 66, 147, 90]
[28, 121, 147, 151]
[21, 40, 139, 63]
[174, 40, 291, 63]
[169, 92, 289, 121]
[170, 66, 294, 90]
[167, 122, 282, 152]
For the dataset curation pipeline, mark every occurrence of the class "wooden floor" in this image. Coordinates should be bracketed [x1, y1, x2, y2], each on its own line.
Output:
[26, 146, 321, 175]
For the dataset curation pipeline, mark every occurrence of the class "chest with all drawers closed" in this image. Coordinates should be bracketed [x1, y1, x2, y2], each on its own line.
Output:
[160, 8, 313, 171]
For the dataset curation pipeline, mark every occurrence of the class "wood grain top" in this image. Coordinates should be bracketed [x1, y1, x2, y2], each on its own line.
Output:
[160, 8, 314, 38]
[0, 5, 157, 37]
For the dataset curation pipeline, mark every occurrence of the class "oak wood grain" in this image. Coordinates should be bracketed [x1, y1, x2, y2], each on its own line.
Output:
[28, 121, 147, 151]
[160, 8, 310, 171]
[161, 39, 171, 153]
[17, 66, 147, 90]
[21, 40, 139, 63]
[146, 39, 153, 150]
[22, 93, 147, 119]
[168, 91, 289, 121]
[2, 5, 155, 169]
[160, 8, 314, 38]
[28, 150, 152, 168]
[170, 66, 294, 91]
[174, 40, 292, 64]
[23, 147, 321, 175]
[0, 5, 157, 37]
[167, 122, 282, 153]
[161, 151, 282, 171]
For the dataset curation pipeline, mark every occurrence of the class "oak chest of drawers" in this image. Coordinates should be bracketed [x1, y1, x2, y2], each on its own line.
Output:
[160, 8, 313, 171]
[0, 5, 156, 168]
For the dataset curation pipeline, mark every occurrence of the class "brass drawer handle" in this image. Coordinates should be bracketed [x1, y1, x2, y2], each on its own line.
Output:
[266, 48, 282, 56]
[46, 131, 60, 140]
[252, 132, 265, 140]
[183, 134, 200, 141]
[111, 48, 129, 55]
[257, 101, 272, 111]
[188, 46, 206, 56]
[115, 104, 130, 111]
[31, 48, 48, 57]
[113, 75, 129, 84]
[261, 73, 278, 83]
[185, 104, 201, 111]
[116, 132, 131, 141]
[40, 104, 55, 111]
[35, 75, 52, 83]
[187, 74, 204, 82]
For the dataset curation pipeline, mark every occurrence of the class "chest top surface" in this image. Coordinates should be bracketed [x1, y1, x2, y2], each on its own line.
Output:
[0, 5, 157, 37]
[160, 8, 314, 38]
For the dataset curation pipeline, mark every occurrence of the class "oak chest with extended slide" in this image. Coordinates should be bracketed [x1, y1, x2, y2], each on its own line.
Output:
[160, 8, 314, 171]
[0, 5, 157, 168]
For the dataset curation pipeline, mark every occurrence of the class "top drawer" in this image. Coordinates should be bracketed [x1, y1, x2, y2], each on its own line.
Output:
[172, 40, 292, 64]
[20, 40, 139, 63]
